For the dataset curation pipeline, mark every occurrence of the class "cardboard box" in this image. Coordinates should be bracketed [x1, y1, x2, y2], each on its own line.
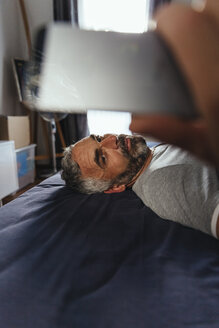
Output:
[0, 116, 30, 149]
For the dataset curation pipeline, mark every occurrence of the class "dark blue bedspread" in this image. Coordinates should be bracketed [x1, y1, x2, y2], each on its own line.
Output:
[0, 173, 219, 328]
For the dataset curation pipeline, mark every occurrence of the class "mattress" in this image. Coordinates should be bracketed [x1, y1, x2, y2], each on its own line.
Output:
[0, 173, 219, 327]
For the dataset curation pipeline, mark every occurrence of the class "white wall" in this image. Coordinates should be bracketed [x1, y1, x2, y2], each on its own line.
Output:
[0, 0, 53, 116]
[25, 0, 54, 45]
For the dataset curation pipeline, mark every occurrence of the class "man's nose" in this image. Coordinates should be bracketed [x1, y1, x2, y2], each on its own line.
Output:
[100, 135, 118, 149]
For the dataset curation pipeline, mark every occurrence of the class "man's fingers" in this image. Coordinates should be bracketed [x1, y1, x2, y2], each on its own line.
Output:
[130, 115, 213, 164]
[130, 115, 198, 148]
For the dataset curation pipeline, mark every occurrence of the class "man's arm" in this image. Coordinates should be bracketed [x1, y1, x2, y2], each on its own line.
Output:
[130, 0, 219, 166]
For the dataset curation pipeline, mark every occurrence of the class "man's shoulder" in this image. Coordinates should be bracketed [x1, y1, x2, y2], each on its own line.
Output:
[152, 143, 201, 166]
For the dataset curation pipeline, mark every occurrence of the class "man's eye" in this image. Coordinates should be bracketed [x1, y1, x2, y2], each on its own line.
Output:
[101, 155, 106, 165]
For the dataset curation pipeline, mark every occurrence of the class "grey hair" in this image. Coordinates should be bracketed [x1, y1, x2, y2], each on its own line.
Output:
[61, 146, 112, 194]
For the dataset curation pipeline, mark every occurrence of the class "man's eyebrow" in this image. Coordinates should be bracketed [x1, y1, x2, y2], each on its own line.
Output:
[90, 134, 95, 140]
[94, 148, 101, 167]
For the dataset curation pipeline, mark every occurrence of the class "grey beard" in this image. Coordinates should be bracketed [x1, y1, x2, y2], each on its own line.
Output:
[112, 136, 149, 187]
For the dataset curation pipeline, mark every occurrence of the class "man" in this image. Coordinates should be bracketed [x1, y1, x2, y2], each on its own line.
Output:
[61, 133, 219, 239]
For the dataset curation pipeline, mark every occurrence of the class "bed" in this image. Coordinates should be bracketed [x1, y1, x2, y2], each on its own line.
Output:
[0, 172, 219, 327]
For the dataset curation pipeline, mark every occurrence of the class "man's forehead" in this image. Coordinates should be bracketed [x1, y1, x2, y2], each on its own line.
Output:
[73, 134, 115, 148]
[75, 136, 90, 145]
[72, 136, 90, 148]
[71, 136, 95, 161]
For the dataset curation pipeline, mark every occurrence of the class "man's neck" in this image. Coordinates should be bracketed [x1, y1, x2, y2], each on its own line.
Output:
[126, 148, 153, 188]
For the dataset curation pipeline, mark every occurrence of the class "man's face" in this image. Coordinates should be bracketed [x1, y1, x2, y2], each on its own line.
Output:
[71, 134, 148, 185]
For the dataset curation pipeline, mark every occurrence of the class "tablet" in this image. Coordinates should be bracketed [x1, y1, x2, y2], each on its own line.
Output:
[24, 23, 197, 118]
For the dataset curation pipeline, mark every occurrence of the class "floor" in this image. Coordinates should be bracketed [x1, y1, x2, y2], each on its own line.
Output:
[2, 178, 44, 206]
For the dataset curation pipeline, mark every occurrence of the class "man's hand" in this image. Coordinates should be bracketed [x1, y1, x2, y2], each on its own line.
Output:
[130, 114, 217, 165]
[130, 0, 219, 167]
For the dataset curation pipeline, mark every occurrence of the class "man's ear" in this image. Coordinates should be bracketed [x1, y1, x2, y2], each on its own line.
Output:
[104, 184, 126, 194]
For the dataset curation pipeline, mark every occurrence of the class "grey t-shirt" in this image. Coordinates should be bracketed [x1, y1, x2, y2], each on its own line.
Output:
[132, 144, 219, 237]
